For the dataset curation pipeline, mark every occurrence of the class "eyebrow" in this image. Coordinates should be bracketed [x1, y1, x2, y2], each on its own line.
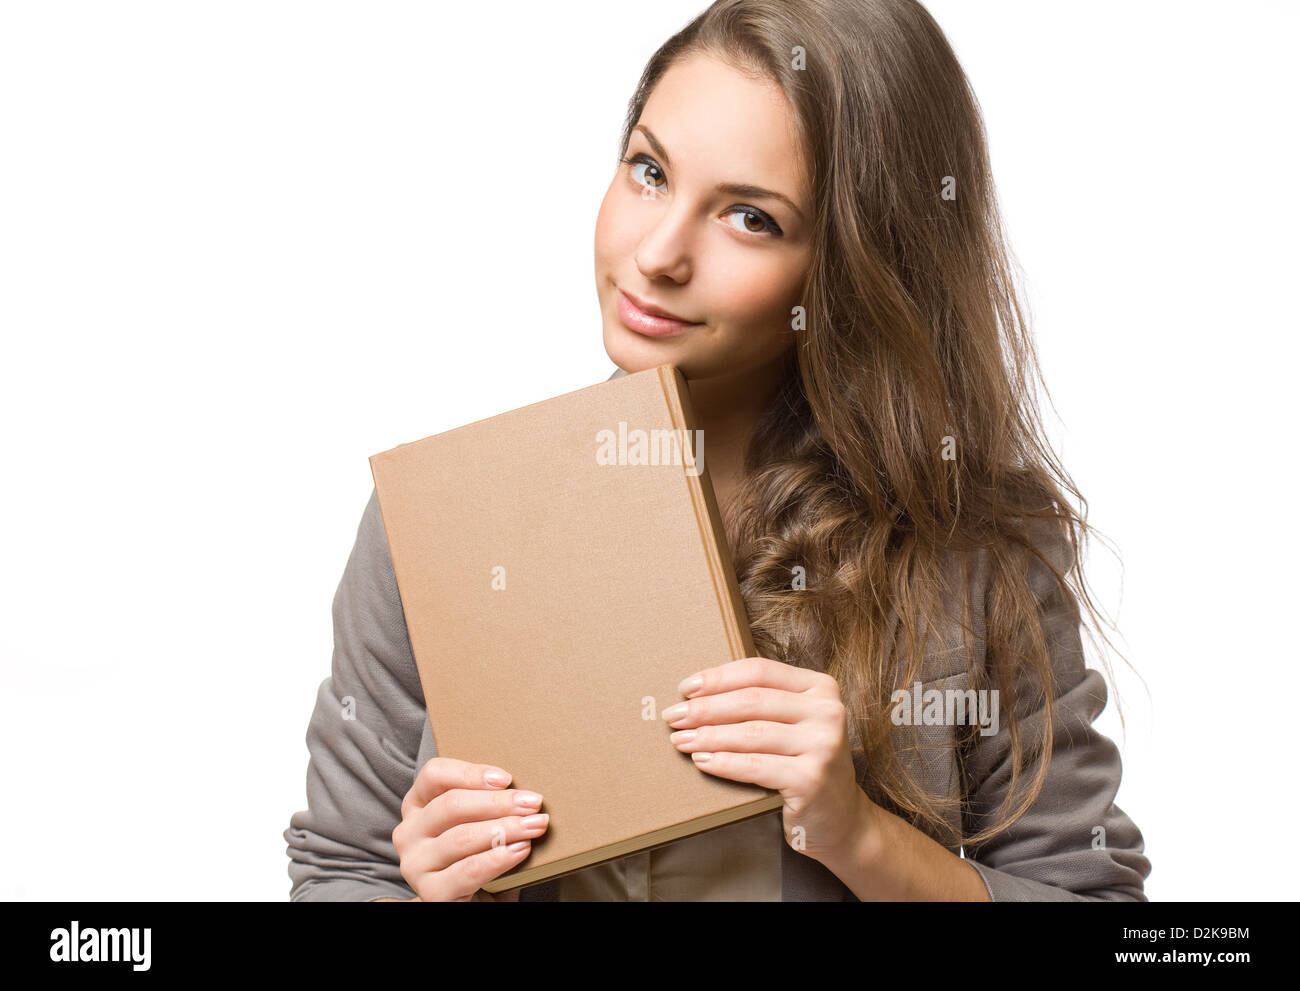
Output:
[633, 124, 806, 224]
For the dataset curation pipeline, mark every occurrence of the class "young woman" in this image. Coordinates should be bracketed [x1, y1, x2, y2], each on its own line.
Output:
[285, 0, 1151, 902]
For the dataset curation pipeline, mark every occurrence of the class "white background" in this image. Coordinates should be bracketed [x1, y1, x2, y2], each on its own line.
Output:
[1, 0, 1294, 901]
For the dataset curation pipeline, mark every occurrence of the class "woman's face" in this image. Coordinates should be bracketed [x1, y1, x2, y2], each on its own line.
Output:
[594, 52, 813, 382]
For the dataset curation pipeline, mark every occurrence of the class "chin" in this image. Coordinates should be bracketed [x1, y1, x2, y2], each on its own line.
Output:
[602, 322, 684, 375]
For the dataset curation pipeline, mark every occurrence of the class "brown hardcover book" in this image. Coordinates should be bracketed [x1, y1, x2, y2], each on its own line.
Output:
[368, 363, 783, 892]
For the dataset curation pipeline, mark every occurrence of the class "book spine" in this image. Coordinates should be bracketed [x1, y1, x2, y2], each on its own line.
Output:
[368, 454, 445, 755]
[657, 365, 758, 661]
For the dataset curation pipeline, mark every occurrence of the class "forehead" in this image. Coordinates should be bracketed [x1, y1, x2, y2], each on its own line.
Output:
[638, 53, 809, 203]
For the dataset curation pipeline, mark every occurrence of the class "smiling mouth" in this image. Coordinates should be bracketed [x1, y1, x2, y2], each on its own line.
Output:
[616, 288, 700, 339]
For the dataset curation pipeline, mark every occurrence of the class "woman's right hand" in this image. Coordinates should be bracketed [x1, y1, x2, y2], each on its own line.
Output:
[391, 757, 549, 902]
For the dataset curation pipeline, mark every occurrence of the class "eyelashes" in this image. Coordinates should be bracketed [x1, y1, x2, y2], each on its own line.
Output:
[621, 154, 669, 195]
[619, 153, 785, 238]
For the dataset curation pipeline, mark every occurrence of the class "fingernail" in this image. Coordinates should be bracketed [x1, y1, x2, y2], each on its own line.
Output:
[484, 769, 511, 787]
[661, 703, 687, 722]
[692, 752, 713, 765]
[670, 730, 696, 744]
[514, 791, 543, 810]
[521, 813, 549, 831]
[507, 840, 530, 852]
[679, 674, 703, 697]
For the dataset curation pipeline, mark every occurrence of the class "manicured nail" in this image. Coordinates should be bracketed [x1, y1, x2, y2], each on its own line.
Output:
[661, 703, 687, 722]
[679, 674, 703, 697]
[521, 813, 549, 831]
[691, 752, 713, 765]
[484, 769, 510, 787]
[514, 791, 543, 810]
[670, 730, 696, 744]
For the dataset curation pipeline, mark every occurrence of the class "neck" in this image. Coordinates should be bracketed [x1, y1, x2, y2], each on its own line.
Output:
[684, 351, 792, 500]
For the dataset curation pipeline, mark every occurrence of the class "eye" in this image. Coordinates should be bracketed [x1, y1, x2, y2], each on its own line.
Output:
[724, 207, 783, 237]
[621, 154, 666, 193]
[620, 153, 784, 238]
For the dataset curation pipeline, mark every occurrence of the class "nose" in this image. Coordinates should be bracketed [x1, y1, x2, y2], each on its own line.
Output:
[634, 194, 695, 285]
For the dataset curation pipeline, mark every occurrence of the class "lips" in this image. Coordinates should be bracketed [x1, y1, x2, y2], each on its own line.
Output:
[620, 288, 692, 322]
[616, 288, 699, 338]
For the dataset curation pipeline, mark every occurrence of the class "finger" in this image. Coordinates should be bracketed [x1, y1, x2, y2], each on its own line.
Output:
[416, 785, 544, 840]
[684, 749, 805, 792]
[677, 656, 825, 700]
[403, 758, 513, 819]
[662, 685, 810, 729]
[425, 813, 550, 875]
[670, 719, 808, 757]
[418, 835, 536, 902]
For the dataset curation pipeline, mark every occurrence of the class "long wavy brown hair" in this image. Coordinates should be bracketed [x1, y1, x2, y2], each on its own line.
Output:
[617, 0, 1131, 850]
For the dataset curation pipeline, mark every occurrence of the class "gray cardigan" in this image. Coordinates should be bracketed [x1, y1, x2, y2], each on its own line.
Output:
[284, 374, 1151, 902]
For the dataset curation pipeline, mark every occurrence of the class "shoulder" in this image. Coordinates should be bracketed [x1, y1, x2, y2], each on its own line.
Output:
[950, 517, 1077, 614]
[931, 518, 1081, 677]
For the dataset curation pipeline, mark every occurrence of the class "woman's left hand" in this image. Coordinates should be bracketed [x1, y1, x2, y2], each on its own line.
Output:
[662, 655, 871, 864]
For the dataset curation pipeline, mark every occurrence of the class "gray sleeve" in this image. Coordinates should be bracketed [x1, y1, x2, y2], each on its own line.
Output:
[961, 530, 1152, 902]
[283, 488, 426, 902]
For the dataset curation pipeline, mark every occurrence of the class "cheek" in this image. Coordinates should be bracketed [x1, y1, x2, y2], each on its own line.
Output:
[594, 185, 640, 267]
[707, 252, 805, 329]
